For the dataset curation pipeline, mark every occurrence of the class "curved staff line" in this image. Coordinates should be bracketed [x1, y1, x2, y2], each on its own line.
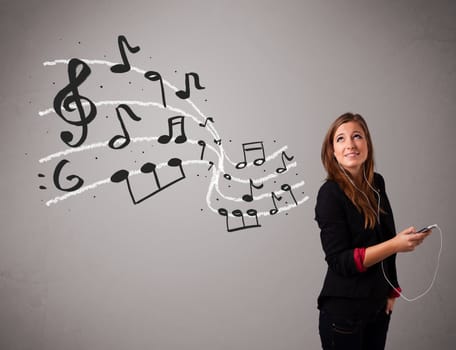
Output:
[223, 145, 289, 169]
[42, 59, 220, 136]
[45, 159, 208, 207]
[204, 168, 308, 217]
[44, 155, 305, 215]
[39, 100, 201, 125]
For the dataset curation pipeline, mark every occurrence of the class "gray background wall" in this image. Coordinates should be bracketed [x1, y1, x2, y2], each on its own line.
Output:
[1, 0, 455, 349]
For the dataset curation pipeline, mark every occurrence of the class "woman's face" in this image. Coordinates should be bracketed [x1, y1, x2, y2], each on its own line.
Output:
[333, 121, 368, 177]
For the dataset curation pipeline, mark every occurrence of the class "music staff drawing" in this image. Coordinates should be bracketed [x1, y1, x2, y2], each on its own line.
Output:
[37, 35, 309, 232]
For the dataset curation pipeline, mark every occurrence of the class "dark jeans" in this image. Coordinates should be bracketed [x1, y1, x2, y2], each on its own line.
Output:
[318, 308, 391, 350]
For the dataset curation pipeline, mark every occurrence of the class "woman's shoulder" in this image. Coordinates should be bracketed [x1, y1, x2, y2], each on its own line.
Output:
[317, 179, 344, 199]
[373, 172, 386, 189]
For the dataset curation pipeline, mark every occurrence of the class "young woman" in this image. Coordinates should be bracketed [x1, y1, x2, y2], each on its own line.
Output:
[315, 113, 431, 349]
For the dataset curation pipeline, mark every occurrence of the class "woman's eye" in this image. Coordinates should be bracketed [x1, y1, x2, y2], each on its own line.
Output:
[353, 134, 363, 139]
[336, 136, 344, 142]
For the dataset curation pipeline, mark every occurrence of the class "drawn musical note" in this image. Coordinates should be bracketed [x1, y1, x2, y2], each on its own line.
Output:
[223, 173, 232, 180]
[235, 141, 265, 169]
[276, 151, 294, 173]
[110, 158, 186, 205]
[199, 117, 214, 127]
[281, 184, 298, 205]
[53, 159, 84, 192]
[242, 178, 264, 202]
[269, 192, 283, 215]
[53, 58, 97, 147]
[110, 35, 140, 73]
[218, 208, 261, 232]
[176, 72, 205, 99]
[214, 139, 222, 145]
[158, 116, 187, 144]
[208, 161, 214, 171]
[109, 104, 141, 149]
[144, 70, 167, 108]
[198, 140, 206, 160]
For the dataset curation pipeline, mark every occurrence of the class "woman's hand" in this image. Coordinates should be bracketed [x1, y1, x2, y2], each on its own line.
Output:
[386, 297, 396, 314]
[393, 226, 431, 253]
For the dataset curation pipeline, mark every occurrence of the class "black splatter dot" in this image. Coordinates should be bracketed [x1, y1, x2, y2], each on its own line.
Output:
[100, 85, 103, 89]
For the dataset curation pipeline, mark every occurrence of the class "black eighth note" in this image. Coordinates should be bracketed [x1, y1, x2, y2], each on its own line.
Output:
[110, 158, 186, 205]
[144, 70, 167, 108]
[242, 178, 264, 202]
[218, 208, 261, 232]
[158, 116, 187, 144]
[176, 72, 205, 99]
[110, 35, 140, 73]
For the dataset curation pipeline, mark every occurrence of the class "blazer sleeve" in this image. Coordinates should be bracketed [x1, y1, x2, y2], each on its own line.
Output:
[315, 181, 365, 277]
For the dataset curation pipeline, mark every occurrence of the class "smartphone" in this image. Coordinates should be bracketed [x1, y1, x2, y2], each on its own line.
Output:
[417, 224, 437, 233]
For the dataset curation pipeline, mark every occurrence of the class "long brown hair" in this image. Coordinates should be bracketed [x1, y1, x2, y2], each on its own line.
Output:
[321, 113, 379, 229]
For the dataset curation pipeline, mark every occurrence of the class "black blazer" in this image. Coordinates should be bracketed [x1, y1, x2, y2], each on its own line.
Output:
[315, 173, 400, 308]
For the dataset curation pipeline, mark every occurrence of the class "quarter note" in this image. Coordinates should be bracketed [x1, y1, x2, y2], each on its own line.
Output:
[108, 104, 141, 150]
[269, 192, 282, 215]
[53, 58, 97, 147]
[199, 117, 214, 127]
[242, 178, 264, 202]
[110, 158, 186, 205]
[218, 208, 261, 232]
[276, 151, 294, 174]
[198, 140, 206, 160]
[158, 116, 187, 144]
[235, 141, 265, 169]
[110, 35, 140, 73]
[281, 184, 298, 205]
[144, 70, 167, 108]
[176, 72, 205, 99]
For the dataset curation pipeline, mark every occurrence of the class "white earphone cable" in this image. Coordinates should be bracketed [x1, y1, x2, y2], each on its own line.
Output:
[338, 163, 441, 301]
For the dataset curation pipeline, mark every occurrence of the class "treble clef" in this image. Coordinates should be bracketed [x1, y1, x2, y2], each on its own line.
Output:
[53, 58, 97, 147]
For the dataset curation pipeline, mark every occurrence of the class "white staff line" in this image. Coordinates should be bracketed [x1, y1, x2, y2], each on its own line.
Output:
[42, 59, 214, 131]
[45, 158, 306, 213]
